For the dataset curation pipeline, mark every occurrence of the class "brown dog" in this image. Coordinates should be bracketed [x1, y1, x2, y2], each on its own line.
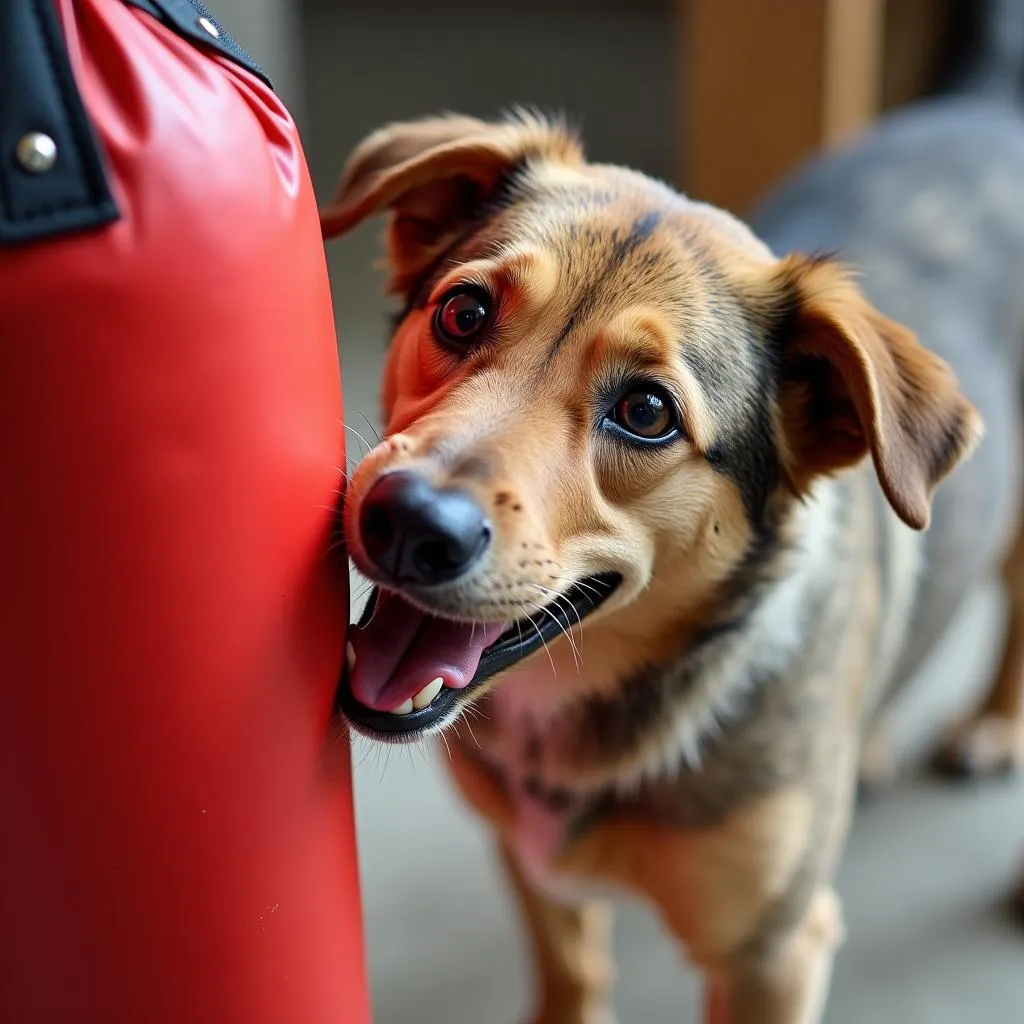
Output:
[323, 100, 1024, 1022]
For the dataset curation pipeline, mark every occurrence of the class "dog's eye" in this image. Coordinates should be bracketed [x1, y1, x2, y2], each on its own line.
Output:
[612, 388, 676, 440]
[434, 288, 491, 348]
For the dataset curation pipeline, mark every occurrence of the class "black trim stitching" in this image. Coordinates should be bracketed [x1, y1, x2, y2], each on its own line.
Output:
[121, 0, 272, 89]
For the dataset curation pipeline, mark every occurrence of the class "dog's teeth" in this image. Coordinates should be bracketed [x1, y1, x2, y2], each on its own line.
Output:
[388, 698, 414, 716]
[345, 642, 356, 672]
[412, 677, 444, 710]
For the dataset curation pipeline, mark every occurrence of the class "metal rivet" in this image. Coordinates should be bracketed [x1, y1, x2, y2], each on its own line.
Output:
[15, 132, 58, 174]
[197, 16, 220, 38]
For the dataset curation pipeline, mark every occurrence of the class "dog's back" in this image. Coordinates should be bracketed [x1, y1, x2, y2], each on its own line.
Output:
[751, 52, 1024, 705]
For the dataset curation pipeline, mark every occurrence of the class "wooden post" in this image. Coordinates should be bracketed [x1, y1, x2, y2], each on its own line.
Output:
[681, 0, 886, 214]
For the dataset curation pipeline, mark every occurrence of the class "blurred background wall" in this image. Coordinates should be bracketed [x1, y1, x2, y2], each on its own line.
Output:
[302, 0, 677, 444]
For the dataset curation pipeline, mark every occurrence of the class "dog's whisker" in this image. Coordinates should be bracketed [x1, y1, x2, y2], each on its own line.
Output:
[539, 598, 582, 657]
[546, 605, 582, 672]
[357, 411, 382, 445]
[463, 695, 491, 724]
[353, 738, 378, 772]
[323, 538, 350, 560]
[461, 716, 481, 748]
[530, 584, 586, 657]
[343, 422, 375, 456]
[525, 613, 557, 678]
[528, 602, 569, 675]
[555, 574, 603, 602]
[380, 743, 394, 783]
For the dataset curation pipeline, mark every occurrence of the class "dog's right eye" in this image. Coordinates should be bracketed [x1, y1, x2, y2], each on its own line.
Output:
[604, 384, 681, 446]
[433, 287, 491, 349]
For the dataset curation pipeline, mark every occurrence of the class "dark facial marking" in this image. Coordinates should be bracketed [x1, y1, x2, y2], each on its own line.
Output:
[547, 211, 664, 361]
[554, 314, 576, 348]
[681, 317, 782, 526]
[611, 210, 661, 262]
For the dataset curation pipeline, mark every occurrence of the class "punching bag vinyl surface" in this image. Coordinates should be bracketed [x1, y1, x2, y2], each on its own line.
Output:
[0, 1, 368, 1020]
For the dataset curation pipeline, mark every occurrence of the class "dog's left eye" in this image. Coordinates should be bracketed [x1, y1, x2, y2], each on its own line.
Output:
[433, 287, 491, 348]
[610, 387, 678, 441]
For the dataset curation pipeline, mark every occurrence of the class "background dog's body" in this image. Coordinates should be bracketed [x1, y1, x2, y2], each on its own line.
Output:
[326, 13, 1024, 1021]
[754, 97, 1024, 711]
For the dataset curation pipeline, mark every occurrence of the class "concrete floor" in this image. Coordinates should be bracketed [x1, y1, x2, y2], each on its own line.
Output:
[291, 4, 1024, 1019]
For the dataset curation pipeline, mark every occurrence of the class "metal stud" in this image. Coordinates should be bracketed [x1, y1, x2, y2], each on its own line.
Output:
[15, 132, 58, 174]
[197, 16, 220, 38]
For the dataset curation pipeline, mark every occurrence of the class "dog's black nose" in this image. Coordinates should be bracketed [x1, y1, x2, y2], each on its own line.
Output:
[359, 471, 491, 585]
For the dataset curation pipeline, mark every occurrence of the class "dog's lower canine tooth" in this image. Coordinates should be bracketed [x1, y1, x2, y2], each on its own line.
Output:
[412, 677, 444, 710]
[345, 642, 356, 672]
[389, 699, 414, 716]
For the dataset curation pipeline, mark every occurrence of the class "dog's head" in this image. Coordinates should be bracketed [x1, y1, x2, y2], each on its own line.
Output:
[324, 113, 981, 742]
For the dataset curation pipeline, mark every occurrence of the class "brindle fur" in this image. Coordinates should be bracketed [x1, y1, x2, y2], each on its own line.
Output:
[324, 91, 1024, 1021]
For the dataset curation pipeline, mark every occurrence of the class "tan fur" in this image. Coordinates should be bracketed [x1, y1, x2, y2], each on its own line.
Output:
[553, 788, 815, 967]
[321, 113, 582, 295]
[500, 842, 616, 1024]
[706, 888, 845, 1024]
[325, 114, 989, 1023]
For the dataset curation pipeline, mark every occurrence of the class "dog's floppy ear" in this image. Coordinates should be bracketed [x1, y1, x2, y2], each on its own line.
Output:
[767, 254, 982, 530]
[320, 112, 582, 293]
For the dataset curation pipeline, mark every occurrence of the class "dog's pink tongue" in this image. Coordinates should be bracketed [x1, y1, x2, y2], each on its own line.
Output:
[349, 591, 506, 712]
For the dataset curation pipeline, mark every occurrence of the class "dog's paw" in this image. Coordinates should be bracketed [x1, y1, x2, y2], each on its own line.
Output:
[526, 1007, 618, 1024]
[931, 714, 1024, 779]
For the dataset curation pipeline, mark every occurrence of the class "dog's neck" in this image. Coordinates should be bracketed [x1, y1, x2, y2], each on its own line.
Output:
[481, 476, 847, 797]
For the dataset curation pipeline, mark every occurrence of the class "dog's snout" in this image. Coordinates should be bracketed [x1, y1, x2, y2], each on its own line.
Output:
[359, 471, 491, 585]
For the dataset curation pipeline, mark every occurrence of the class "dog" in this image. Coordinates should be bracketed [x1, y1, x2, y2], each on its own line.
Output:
[322, 50, 1024, 1024]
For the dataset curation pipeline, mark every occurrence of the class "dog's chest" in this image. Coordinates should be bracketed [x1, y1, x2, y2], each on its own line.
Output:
[484, 689, 610, 901]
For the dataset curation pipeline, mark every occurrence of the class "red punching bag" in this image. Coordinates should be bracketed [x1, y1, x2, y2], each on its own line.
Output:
[0, 1, 368, 1021]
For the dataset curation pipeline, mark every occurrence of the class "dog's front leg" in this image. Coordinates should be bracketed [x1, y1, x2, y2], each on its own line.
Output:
[704, 887, 844, 1024]
[499, 842, 616, 1024]
[443, 737, 616, 1022]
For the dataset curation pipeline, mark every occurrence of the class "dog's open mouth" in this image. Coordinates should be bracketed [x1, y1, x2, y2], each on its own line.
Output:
[335, 573, 621, 738]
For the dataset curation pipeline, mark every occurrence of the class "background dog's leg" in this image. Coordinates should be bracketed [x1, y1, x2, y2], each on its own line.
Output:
[857, 715, 898, 794]
[934, 512, 1024, 778]
[1013, 861, 1024, 924]
[703, 887, 844, 1024]
[499, 842, 616, 1024]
